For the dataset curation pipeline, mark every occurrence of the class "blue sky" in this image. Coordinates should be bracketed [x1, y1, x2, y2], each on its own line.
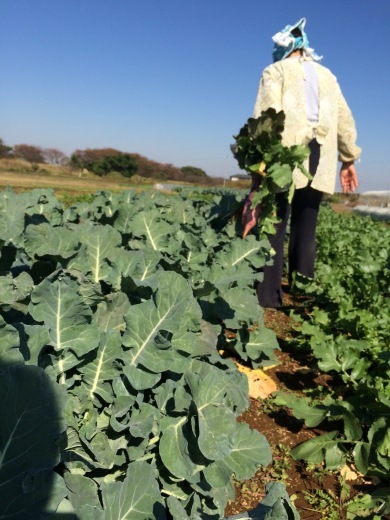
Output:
[1, 0, 389, 191]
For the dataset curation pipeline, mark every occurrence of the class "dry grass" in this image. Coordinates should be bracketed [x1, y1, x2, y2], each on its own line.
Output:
[0, 168, 219, 199]
[0, 170, 134, 195]
[0, 158, 29, 170]
[0, 159, 100, 180]
[0, 158, 246, 197]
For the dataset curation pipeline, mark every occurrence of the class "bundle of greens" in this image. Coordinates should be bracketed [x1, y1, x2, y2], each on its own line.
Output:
[233, 108, 311, 236]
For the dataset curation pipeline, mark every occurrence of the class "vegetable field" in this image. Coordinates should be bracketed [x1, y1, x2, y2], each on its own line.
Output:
[279, 207, 390, 489]
[0, 187, 297, 519]
[225, 204, 390, 519]
[0, 187, 389, 519]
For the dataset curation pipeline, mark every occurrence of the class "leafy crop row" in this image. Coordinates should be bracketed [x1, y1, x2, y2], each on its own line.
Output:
[275, 206, 390, 515]
[0, 188, 297, 519]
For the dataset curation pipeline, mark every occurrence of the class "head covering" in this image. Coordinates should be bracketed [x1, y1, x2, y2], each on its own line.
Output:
[272, 18, 322, 63]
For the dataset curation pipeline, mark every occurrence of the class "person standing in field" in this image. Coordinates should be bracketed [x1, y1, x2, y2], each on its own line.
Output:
[248, 17, 361, 308]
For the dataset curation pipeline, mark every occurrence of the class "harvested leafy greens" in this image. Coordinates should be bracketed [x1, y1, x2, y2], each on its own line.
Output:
[233, 108, 310, 235]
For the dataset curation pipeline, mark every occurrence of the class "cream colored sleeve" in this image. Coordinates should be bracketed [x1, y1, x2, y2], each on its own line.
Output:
[337, 88, 362, 163]
[253, 66, 283, 118]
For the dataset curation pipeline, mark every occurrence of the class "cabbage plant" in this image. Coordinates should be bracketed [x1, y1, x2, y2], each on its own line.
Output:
[0, 188, 296, 519]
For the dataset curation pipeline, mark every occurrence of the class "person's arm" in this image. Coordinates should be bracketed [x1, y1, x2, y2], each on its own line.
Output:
[337, 88, 361, 164]
[339, 161, 358, 193]
[336, 86, 361, 193]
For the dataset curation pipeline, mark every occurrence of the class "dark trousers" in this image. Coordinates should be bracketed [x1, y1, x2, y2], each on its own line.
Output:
[257, 140, 323, 308]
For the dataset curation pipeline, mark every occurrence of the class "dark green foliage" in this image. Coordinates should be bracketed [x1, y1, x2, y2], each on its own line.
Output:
[232, 108, 310, 234]
[0, 138, 12, 158]
[277, 206, 390, 483]
[233, 108, 309, 179]
[92, 153, 137, 177]
[181, 166, 208, 178]
[68, 148, 212, 183]
[69, 148, 138, 178]
[0, 187, 284, 519]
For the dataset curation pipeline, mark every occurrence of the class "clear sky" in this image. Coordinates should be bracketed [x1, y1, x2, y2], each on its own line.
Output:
[1, 0, 389, 191]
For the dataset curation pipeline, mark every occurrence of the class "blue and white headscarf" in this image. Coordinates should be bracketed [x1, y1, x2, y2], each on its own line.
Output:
[272, 18, 322, 63]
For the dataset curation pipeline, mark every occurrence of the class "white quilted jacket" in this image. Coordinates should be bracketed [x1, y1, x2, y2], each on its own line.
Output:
[253, 58, 362, 194]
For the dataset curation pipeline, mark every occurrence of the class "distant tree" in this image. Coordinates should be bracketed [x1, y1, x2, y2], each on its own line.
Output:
[69, 148, 138, 177]
[70, 148, 122, 171]
[130, 153, 182, 180]
[0, 138, 12, 158]
[43, 147, 68, 165]
[70, 148, 188, 180]
[93, 153, 137, 178]
[181, 166, 208, 178]
[14, 144, 45, 166]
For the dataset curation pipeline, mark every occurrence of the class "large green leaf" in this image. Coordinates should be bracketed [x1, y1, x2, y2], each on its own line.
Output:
[218, 236, 266, 269]
[291, 431, 346, 468]
[81, 330, 121, 401]
[101, 461, 166, 520]
[69, 223, 122, 284]
[353, 442, 370, 475]
[0, 364, 66, 517]
[159, 415, 204, 479]
[273, 393, 327, 428]
[22, 324, 51, 365]
[87, 431, 115, 469]
[242, 327, 279, 367]
[111, 249, 162, 290]
[170, 326, 216, 358]
[206, 423, 271, 485]
[28, 273, 100, 356]
[130, 210, 180, 253]
[24, 188, 64, 226]
[127, 403, 157, 439]
[222, 286, 263, 329]
[0, 317, 23, 365]
[268, 163, 293, 188]
[122, 363, 161, 391]
[64, 472, 102, 512]
[0, 470, 68, 519]
[207, 238, 265, 287]
[58, 496, 104, 520]
[0, 272, 34, 305]
[112, 204, 139, 235]
[24, 222, 80, 260]
[94, 293, 130, 332]
[122, 272, 199, 381]
[186, 368, 235, 460]
[166, 496, 191, 520]
[0, 189, 26, 247]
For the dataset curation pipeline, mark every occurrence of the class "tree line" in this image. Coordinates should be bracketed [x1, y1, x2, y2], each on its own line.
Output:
[0, 138, 214, 183]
